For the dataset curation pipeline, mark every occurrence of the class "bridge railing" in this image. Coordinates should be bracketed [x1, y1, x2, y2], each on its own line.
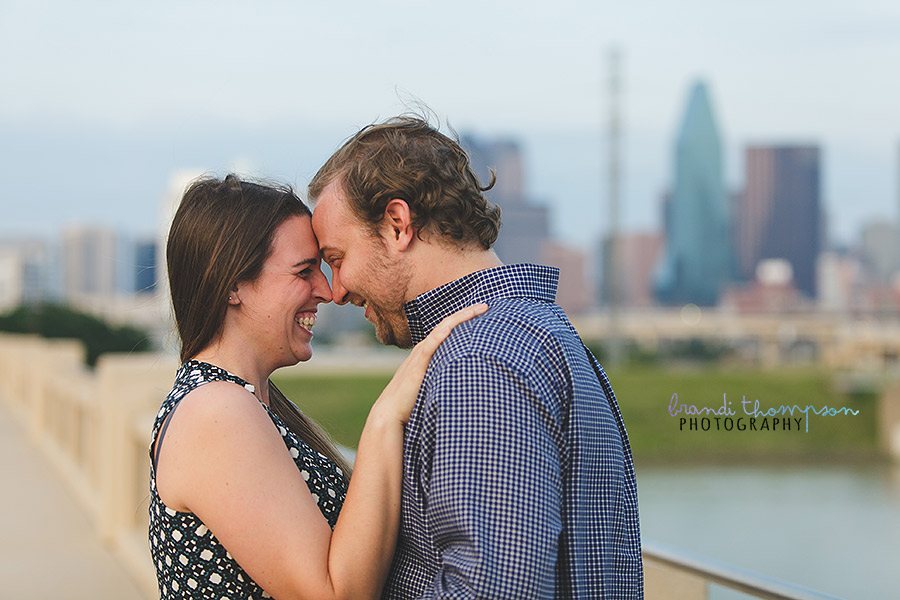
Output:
[643, 541, 845, 599]
[0, 333, 175, 598]
[0, 333, 848, 600]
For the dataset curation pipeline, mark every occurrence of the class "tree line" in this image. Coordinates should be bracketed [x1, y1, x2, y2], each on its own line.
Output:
[0, 303, 152, 367]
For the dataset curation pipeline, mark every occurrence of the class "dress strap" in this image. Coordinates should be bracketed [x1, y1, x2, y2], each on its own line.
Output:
[152, 361, 256, 474]
[152, 399, 183, 473]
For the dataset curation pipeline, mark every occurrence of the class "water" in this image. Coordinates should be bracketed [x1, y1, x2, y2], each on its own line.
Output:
[637, 464, 900, 599]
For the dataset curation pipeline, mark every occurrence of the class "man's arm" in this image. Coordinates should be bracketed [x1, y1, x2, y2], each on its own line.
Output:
[420, 353, 565, 599]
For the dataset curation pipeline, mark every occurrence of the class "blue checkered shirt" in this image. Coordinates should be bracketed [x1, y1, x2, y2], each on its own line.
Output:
[382, 264, 643, 599]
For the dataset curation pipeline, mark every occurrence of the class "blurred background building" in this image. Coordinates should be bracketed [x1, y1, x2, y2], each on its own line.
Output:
[462, 134, 593, 316]
[653, 81, 732, 307]
[463, 134, 551, 266]
[735, 145, 822, 300]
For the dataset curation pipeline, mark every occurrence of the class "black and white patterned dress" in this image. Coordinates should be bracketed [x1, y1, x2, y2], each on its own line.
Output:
[148, 360, 349, 599]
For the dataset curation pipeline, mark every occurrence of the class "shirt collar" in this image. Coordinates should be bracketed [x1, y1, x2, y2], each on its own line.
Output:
[404, 263, 559, 344]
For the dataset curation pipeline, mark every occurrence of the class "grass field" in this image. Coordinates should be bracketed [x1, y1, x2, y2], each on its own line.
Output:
[274, 365, 881, 465]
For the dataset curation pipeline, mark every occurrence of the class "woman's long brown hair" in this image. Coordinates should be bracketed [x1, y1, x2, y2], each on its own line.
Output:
[167, 174, 352, 476]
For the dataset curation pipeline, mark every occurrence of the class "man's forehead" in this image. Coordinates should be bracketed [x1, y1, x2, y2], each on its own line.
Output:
[311, 181, 347, 219]
[311, 186, 355, 252]
[311, 178, 345, 207]
[310, 187, 337, 227]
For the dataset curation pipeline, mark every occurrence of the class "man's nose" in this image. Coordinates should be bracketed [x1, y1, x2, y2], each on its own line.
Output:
[330, 268, 349, 305]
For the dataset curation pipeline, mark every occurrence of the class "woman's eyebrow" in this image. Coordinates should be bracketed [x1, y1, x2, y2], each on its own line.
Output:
[292, 258, 318, 268]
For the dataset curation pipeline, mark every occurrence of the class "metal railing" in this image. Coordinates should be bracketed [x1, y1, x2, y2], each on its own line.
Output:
[643, 541, 846, 600]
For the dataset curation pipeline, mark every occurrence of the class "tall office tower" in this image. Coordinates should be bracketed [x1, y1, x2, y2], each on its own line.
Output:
[541, 241, 594, 315]
[618, 231, 665, 308]
[817, 251, 860, 314]
[61, 225, 118, 301]
[0, 250, 24, 311]
[654, 81, 731, 306]
[896, 141, 900, 271]
[859, 221, 899, 284]
[462, 135, 550, 265]
[134, 239, 158, 294]
[153, 170, 204, 351]
[735, 145, 821, 299]
[158, 170, 202, 301]
[0, 238, 57, 309]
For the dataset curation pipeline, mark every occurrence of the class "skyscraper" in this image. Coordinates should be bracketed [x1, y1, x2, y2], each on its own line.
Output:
[134, 238, 158, 294]
[0, 238, 58, 309]
[654, 81, 731, 306]
[618, 231, 665, 309]
[541, 240, 594, 315]
[61, 225, 118, 300]
[462, 135, 550, 265]
[735, 145, 821, 299]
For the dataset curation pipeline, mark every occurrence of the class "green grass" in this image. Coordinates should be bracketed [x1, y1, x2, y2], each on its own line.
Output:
[608, 366, 879, 465]
[273, 374, 393, 448]
[274, 366, 881, 464]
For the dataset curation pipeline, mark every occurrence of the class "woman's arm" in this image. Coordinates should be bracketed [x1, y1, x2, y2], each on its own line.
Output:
[326, 302, 487, 596]
[155, 303, 487, 600]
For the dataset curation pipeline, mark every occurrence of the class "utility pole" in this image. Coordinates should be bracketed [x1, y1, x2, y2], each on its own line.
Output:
[606, 47, 623, 365]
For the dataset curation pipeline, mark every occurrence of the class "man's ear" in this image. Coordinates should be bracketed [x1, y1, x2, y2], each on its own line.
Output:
[383, 198, 415, 251]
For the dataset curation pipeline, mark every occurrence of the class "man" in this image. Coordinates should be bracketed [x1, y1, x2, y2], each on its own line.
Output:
[309, 116, 642, 599]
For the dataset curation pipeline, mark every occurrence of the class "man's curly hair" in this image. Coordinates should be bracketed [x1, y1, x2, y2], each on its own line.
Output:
[308, 116, 502, 250]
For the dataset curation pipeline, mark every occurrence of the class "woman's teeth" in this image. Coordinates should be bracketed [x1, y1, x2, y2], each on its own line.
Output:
[296, 315, 316, 329]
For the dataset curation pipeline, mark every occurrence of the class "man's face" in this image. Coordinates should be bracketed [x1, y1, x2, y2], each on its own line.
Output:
[311, 180, 413, 348]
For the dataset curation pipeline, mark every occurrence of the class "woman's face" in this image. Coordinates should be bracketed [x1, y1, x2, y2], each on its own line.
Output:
[233, 214, 332, 368]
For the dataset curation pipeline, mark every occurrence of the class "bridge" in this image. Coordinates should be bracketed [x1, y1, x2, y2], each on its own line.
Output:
[574, 308, 900, 371]
[0, 331, 872, 599]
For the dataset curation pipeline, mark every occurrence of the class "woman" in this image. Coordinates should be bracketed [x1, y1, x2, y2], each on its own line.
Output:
[149, 174, 485, 599]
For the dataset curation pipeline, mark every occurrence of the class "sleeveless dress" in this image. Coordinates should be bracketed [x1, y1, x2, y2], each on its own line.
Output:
[148, 360, 349, 599]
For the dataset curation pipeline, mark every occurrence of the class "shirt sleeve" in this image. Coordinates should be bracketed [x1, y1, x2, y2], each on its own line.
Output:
[417, 353, 565, 600]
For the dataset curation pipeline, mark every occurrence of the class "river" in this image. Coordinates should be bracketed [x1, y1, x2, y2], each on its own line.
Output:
[637, 463, 900, 599]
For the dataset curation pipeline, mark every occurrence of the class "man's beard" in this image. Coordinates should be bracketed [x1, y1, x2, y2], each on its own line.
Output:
[370, 301, 413, 348]
[365, 241, 413, 348]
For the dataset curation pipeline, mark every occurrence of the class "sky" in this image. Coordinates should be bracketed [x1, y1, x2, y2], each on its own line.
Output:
[1, 0, 898, 249]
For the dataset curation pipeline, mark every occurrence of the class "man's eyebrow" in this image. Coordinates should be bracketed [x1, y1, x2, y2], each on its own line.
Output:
[318, 246, 340, 259]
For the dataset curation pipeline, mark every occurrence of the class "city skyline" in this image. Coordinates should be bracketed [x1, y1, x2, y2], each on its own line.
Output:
[1, 1, 898, 249]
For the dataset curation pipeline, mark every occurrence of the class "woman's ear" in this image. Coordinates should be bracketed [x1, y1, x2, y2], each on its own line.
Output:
[383, 198, 415, 251]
